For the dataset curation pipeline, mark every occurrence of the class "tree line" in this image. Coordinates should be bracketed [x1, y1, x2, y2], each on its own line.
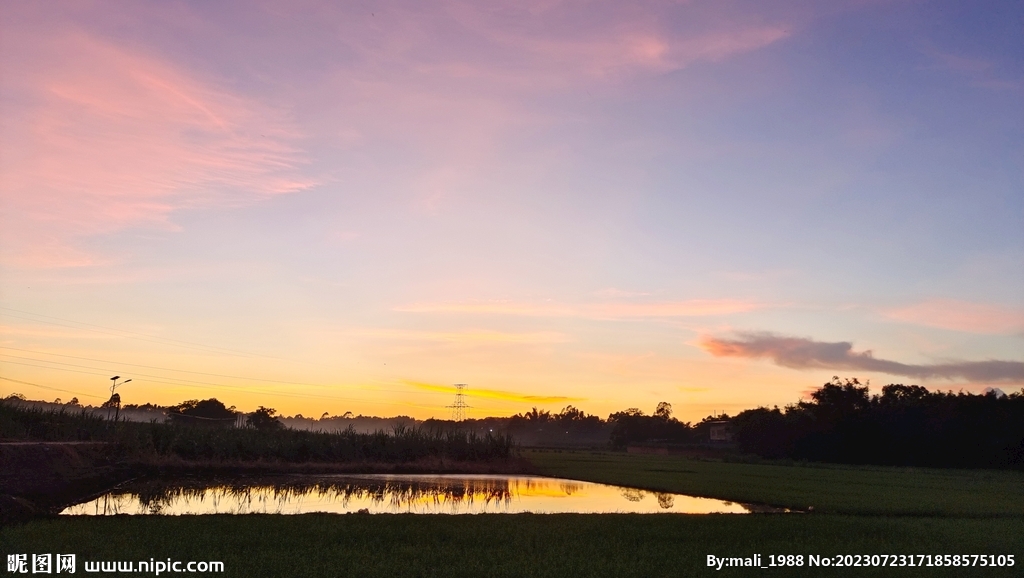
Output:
[732, 377, 1024, 469]
[473, 379, 1024, 469]
[6, 377, 1022, 469]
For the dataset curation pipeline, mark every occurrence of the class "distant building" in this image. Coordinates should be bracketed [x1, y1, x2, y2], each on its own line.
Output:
[167, 413, 237, 428]
[708, 420, 734, 443]
[626, 445, 669, 455]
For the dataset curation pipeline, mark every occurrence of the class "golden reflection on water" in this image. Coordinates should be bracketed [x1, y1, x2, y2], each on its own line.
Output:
[61, 475, 753, 515]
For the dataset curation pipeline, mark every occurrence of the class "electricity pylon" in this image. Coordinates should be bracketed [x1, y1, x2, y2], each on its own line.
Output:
[446, 383, 471, 422]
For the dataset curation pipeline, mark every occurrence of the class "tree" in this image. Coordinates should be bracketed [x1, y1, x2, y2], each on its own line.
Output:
[879, 384, 930, 404]
[169, 399, 236, 419]
[168, 398, 238, 427]
[800, 377, 870, 420]
[102, 393, 122, 420]
[607, 404, 692, 446]
[607, 408, 647, 446]
[247, 406, 284, 431]
[729, 379, 1024, 469]
[654, 402, 673, 420]
[524, 407, 551, 423]
[557, 405, 585, 421]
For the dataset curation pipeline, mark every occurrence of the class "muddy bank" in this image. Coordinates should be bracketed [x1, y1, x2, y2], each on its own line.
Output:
[131, 455, 536, 478]
[0, 442, 134, 522]
[0, 442, 533, 523]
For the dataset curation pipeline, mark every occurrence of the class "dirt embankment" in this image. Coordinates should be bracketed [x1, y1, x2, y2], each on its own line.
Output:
[0, 442, 535, 523]
[131, 455, 536, 478]
[0, 442, 134, 522]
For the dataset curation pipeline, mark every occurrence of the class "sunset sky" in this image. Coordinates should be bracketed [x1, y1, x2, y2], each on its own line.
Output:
[1, 0, 1021, 421]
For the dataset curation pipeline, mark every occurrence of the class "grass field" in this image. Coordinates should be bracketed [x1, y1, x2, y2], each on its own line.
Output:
[2, 451, 1021, 577]
[2, 515, 1021, 577]
[525, 450, 1024, 516]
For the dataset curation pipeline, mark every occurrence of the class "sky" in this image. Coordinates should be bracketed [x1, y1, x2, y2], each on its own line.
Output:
[1, 0, 1022, 421]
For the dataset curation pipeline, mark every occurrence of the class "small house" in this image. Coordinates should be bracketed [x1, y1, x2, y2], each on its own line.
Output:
[708, 420, 734, 443]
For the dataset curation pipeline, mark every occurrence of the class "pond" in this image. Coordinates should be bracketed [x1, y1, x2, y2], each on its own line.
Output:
[62, 474, 772, 515]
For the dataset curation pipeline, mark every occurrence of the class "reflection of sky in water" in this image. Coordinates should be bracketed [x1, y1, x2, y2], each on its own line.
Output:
[61, 475, 753, 515]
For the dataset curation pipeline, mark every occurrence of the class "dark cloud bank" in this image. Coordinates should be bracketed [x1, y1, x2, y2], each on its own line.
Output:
[701, 332, 1024, 383]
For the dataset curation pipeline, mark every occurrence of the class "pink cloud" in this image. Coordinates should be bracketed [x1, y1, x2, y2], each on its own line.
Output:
[347, 328, 569, 344]
[302, 1, 794, 217]
[492, 26, 789, 79]
[0, 28, 311, 268]
[700, 332, 1024, 383]
[882, 299, 1024, 335]
[590, 299, 762, 318]
[594, 288, 652, 298]
[396, 298, 762, 319]
[440, 1, 791, 81]
[1, 1, 797, 265]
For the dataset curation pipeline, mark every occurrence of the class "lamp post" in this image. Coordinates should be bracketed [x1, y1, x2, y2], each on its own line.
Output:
[107, 376, 131, 421]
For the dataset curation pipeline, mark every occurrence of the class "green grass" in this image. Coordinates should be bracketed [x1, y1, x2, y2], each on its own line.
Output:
[2, 515, 1022, 577]
[525, 450, 1024, 516]
[3, 450, 1020, 577]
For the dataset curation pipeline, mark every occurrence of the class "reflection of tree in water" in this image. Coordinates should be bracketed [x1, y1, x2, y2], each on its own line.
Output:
[513, 478, 583, 497]
[122, 476, 518, 512]
[619, 488, 646, 502]
[65, 476, 769, 515]
[558, 482, 583, 496]
[655, 493, 674, 509]
[341, 477, 514, 511]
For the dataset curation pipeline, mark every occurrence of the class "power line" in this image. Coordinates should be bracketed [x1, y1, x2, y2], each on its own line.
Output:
[0, 307, 477, 415]
[0, 308, 436, 398]
[0, 355, 243, 387]
[0, 348, 425, 397]
[0, 359, 110, 377]
[0, 376, 103, 399]
[0, 307, 406, 380]
[0, 306, 280, 359]
[0, 357, 344, 401]
[0, 346, 332, 388]
[0, 358, 423, 409]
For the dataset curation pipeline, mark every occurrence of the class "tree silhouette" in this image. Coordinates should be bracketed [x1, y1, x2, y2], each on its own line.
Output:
[730, 378, 1024, 469]
[167, 398, 237, 427]
[247, 406, 284, 431]
[654, 402, 673, 420]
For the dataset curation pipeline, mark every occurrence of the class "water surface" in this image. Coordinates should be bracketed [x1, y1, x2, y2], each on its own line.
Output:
[62, 474, 759, 515]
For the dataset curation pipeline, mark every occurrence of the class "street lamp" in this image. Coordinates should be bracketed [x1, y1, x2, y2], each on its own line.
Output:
[107, 376, 131, 421]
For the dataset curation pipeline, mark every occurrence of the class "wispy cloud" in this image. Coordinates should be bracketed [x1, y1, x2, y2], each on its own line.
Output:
[0, 28, 311, 267]
[355, 328, 569, 344]
[0, 324, 122, 341]
[700, 332, 1024, 383]
[441, 1, 790, 81]
[396, 298, 762, 319]
[882, 299, 1024, 335]
[403, 380, 582, 404]
[594, 288, 652, 298]
[678, 386, 711, 393]
[920, 43, 1023, 92]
